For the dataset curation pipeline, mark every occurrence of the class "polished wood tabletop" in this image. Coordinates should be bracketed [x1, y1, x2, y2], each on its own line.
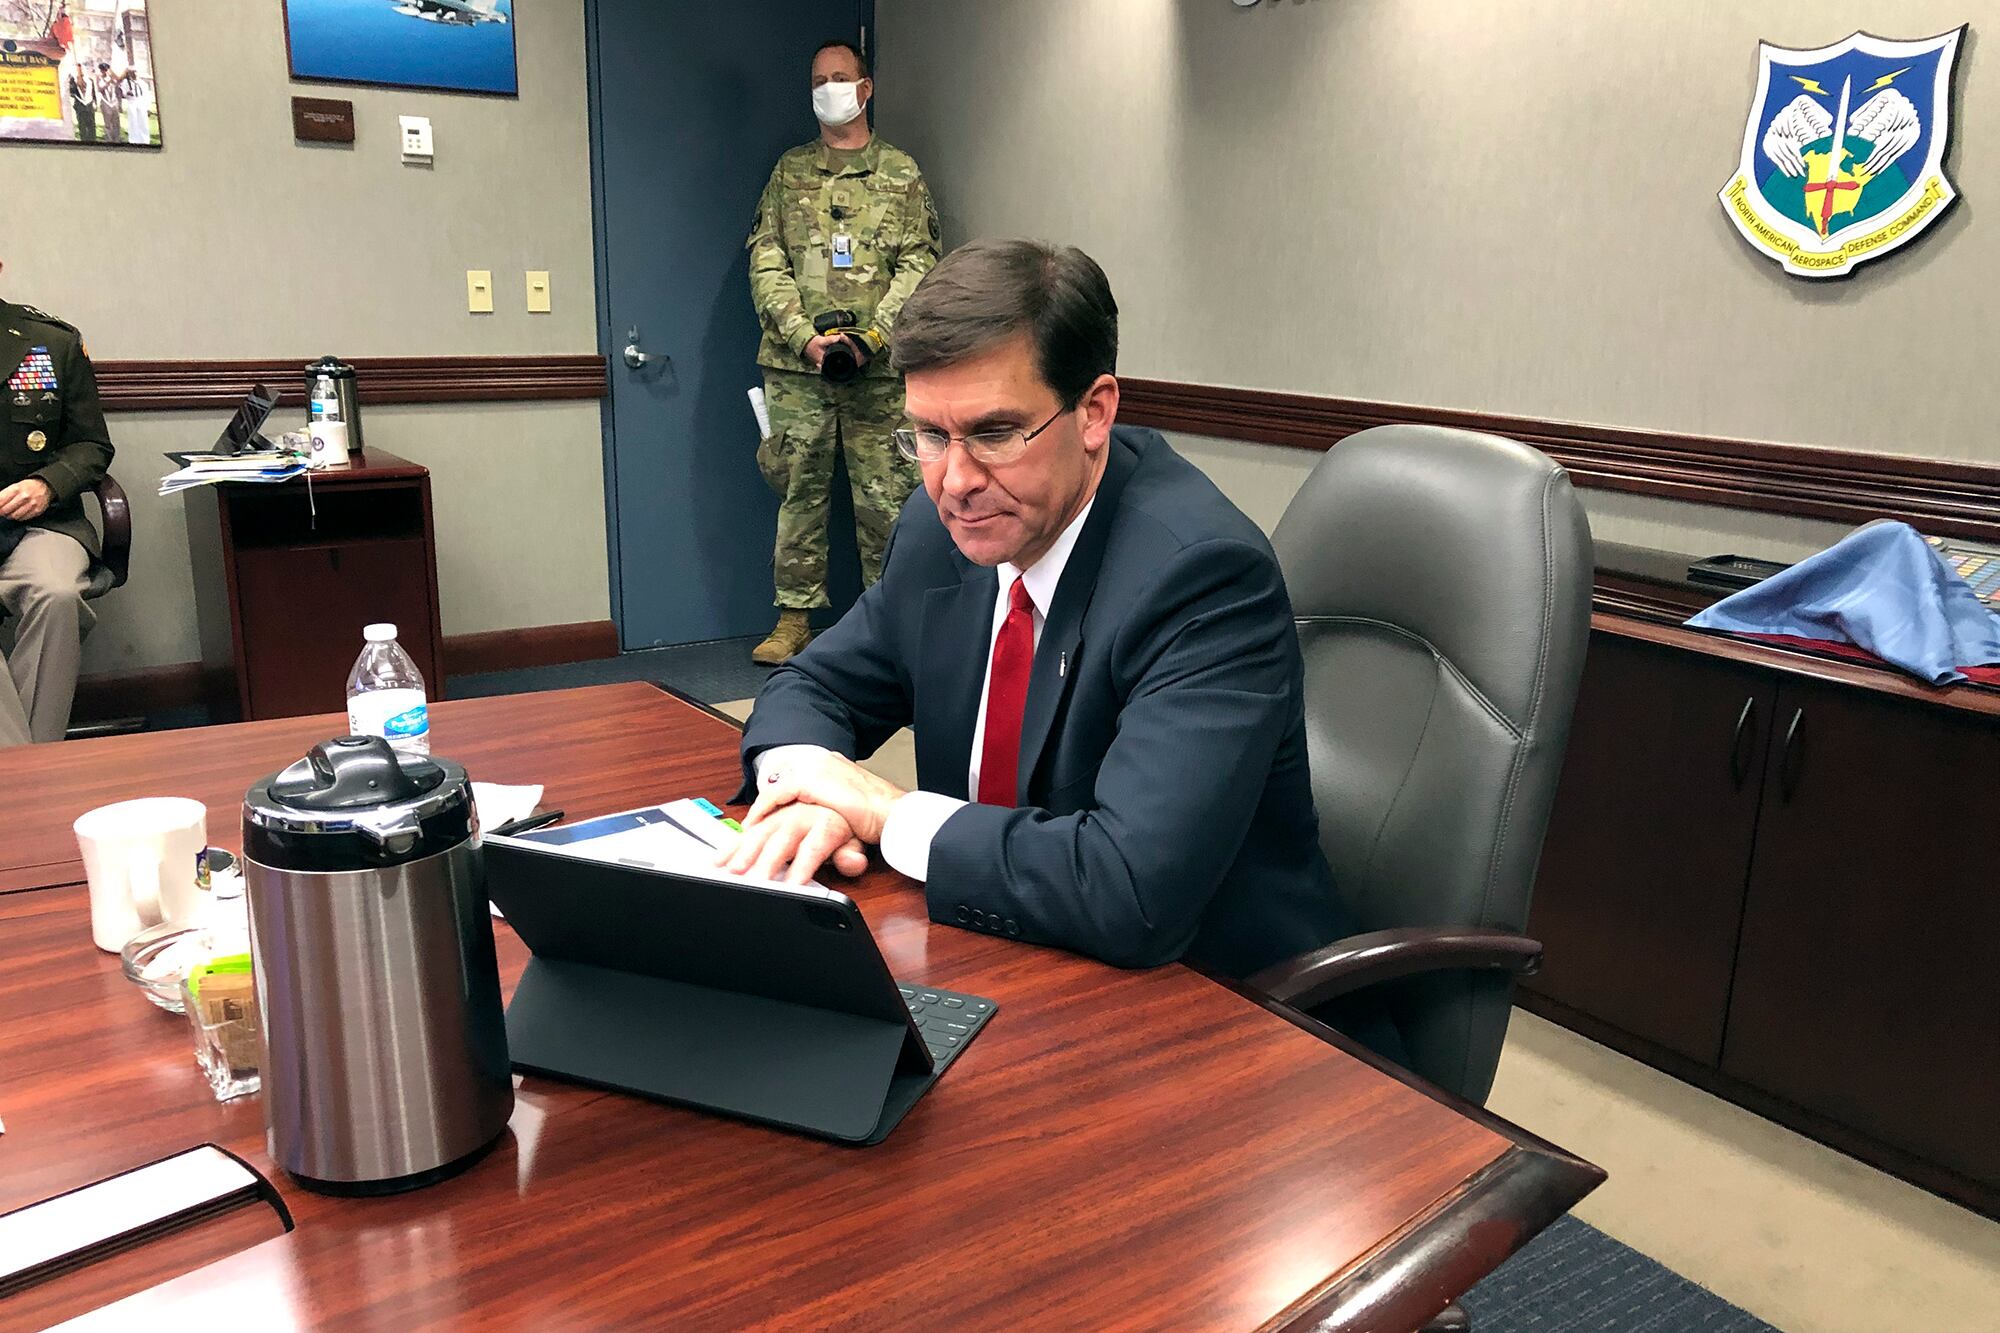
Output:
[0, 683, 1600, 1331]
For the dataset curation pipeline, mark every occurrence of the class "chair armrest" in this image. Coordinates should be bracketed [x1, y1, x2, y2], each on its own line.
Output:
[92, 475, 131, 590]
[1245, 927, 1543, 1012]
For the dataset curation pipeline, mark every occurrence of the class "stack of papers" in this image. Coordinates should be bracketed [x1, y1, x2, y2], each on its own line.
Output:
[486, 799, 778, 919]
[158, 450, 308, 495]
[510, 799, 742, 874]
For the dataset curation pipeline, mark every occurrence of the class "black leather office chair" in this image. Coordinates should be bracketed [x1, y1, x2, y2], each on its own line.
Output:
[15, 475, 138, 740]
[1248, 425, 1593, 1106]
[87, 474, 132, 596]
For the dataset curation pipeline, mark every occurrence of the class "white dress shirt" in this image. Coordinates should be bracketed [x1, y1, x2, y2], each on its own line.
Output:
[755, 498, 1096, 881]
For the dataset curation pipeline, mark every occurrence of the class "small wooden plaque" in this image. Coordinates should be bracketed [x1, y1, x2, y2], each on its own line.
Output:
[291, 97, 355, 144]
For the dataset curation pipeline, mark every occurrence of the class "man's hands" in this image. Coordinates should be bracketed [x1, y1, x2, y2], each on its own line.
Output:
[0, 479, 54, 522]
[721, 803, 870, 884]
[802, 332, 847, 370]
[802, 332, 871, 372]
[719, 750, 907, 884]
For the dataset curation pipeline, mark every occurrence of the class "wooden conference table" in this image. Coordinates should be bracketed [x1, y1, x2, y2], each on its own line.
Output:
[0, 682, 1601, 1330]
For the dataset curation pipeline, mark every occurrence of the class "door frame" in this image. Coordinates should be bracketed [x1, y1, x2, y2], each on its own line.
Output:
[583, 0, 626, 643]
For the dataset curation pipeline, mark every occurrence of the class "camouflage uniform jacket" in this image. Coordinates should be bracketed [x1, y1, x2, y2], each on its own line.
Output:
[2, 300, 113, 559]
[746, 135, 939, 378]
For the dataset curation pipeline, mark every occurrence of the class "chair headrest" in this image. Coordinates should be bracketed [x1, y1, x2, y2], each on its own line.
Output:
[1274, 424, 1593, 729]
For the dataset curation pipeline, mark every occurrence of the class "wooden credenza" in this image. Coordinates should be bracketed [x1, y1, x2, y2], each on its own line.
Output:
[1522, 544, 2000, 1219]
[184, 449, 446, 722]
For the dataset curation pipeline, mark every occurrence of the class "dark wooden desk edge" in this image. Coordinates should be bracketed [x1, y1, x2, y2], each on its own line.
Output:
[1195, 971, 1604, 1333]
[643, 679, 750, 733]
[1, 684, 735, 897]
[2, 863, 75, 896]
[1282, 1150, 1595, 1333]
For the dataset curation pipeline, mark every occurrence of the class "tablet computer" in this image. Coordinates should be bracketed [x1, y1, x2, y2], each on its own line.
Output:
[483, 836, 995, 1144]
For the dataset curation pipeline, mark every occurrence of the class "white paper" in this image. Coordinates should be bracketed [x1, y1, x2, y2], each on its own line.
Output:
[513, 799, 735, 874]
[487, 800, 827, 901]
[472, 782, 545, 833]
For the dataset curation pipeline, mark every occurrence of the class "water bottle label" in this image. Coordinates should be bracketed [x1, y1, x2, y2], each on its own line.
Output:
[385, 704, 429, 738]
[348, 688, 427, 742]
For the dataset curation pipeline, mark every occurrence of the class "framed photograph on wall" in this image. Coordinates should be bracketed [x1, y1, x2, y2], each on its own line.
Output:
[1, 1, 162, 147]
[283, 0, 518, 97]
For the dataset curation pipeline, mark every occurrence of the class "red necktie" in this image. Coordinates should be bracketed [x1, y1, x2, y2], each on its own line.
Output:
[977, 578, 1036, 806]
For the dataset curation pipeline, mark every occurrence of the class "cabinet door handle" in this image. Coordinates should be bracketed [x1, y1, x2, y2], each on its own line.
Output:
[1779, 707, 1805, 800]
[1729, 697, 1757, 788]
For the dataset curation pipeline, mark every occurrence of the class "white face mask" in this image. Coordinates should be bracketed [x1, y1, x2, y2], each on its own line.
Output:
[812, 80, 864, 127]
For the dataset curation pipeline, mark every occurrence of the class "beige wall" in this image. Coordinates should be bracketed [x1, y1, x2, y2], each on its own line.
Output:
[875, 0, 1995, 555]
[6, 0, 607, 674]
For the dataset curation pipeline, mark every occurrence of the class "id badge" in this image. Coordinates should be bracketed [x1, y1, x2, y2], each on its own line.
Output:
[831, 232, 854, 269]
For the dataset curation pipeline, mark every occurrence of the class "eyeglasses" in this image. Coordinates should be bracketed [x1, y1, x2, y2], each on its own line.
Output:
[892, 406, 1067, 466]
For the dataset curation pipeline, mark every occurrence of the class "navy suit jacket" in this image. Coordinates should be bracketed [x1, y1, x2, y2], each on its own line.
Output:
[739, 425, 1348, 977]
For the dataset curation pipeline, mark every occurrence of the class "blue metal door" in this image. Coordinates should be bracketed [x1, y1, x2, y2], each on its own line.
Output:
[590, 0, 869, 649]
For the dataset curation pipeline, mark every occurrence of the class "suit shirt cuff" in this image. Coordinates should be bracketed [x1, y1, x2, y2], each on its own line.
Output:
[752, 743, 832, 787]
[879, 791, 966, 882]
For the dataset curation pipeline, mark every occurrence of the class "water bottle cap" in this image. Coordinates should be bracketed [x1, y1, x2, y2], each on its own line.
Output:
[364, 623, 398, 642]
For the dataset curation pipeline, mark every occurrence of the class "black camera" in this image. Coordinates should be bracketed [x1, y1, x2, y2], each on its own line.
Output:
[812, 309, 870, 384]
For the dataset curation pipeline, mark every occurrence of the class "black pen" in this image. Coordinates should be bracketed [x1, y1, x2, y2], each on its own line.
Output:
[491, 809, 564, 837]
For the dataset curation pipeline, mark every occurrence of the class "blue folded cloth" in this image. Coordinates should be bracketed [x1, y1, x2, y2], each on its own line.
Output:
[1686, 520, 2000, 685]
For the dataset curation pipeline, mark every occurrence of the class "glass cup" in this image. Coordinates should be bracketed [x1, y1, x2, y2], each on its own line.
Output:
[182, 955, 262, 1102]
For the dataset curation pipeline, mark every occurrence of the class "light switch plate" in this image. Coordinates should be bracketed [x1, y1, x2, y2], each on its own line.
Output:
[400, 115, 433, 162]
[467, 270, 493, 314]
[525, 270, 551, 313]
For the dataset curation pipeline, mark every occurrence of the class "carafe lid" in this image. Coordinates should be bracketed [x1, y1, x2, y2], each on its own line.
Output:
[244, 737, 472, 871]
[304, 355, 355, 378]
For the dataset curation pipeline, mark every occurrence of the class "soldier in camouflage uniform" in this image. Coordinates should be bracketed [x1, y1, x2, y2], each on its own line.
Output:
[746, 39, 939, 664]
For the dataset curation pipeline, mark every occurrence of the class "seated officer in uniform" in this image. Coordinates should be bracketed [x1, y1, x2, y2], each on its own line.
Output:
[1, 263, 115, 747]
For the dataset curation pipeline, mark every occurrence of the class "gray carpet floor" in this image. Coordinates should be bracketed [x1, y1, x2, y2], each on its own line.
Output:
[1464, 1214, 1779, 1332]
[449, 635, 773, 708]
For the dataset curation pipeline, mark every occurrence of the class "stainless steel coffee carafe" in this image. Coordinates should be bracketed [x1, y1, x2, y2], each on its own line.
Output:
[242, 736, 511, 1194]
[303, 355, 363, 454]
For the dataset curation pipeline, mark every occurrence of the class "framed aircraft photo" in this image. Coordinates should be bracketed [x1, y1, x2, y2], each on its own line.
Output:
[1, 1, 163, 148]
[283, 0, 518, 97]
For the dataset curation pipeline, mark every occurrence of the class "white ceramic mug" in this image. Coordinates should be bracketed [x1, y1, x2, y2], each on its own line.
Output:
[74, 798, 209, 952]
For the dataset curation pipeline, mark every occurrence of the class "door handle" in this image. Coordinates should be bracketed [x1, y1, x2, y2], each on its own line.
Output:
[1779, 707, 1805, 801]
[1729, 696, 1757, 788]
[623, 326, 655, 371]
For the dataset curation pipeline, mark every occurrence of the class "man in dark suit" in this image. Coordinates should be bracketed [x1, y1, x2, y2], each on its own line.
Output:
[725, 239, 1353, 981]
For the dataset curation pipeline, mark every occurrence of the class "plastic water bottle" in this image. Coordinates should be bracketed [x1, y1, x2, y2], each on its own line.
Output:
[346, 623, 430, 756]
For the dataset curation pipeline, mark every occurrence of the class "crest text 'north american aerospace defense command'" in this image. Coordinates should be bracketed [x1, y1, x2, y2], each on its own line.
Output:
[1720, 29, 1965, 278]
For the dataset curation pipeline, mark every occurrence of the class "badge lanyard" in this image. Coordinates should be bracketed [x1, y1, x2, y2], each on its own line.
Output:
[830, 205, 853, 270]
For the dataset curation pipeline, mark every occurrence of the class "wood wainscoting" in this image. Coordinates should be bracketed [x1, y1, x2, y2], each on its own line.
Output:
[94, 354, 609, 412]
[1118, 377, 2000, 545]
[72, 620, 620, 724]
